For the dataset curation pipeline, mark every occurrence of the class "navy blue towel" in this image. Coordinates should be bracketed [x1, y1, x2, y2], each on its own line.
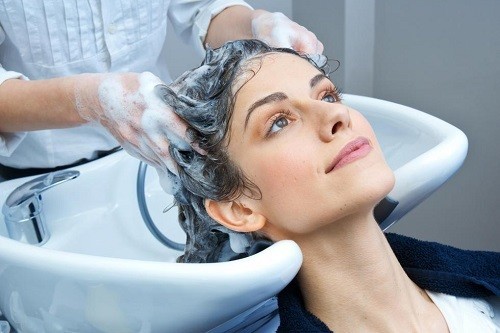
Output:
[277, 232, 500, 333]
[386, 232, 500, 297]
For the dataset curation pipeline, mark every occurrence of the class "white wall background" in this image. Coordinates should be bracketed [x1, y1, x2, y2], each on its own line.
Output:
[167, 0, 500, 251]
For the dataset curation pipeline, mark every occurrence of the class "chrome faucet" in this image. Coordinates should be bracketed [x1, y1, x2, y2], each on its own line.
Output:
[2, 170, 79, 245]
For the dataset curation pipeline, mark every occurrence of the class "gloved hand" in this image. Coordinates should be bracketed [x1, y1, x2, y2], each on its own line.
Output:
[74, 72, 189, 193]
[251, 10, 324, 54]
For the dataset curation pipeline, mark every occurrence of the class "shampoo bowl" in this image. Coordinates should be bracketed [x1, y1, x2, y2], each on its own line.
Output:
[0, 94, 467, 332]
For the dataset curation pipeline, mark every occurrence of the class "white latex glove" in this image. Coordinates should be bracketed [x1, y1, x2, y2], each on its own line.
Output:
[251, 10, 324, 54]
[74, 72, 189, 193]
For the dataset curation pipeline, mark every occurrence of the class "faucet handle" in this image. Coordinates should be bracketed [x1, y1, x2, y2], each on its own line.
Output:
[4, 170, 80, 210]
[2, 170, 80, 245]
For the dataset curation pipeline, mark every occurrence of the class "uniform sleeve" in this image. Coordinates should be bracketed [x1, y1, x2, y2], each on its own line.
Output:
[168, 0, 253, 56]
[0, 25, 29, 157]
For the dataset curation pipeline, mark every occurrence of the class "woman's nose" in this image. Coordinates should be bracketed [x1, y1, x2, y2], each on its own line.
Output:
[317, 102, 351, 142]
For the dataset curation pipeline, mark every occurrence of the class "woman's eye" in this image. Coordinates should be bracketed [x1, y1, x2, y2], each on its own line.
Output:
[322, 93, 338, 103]
[269, 116, 289, 134]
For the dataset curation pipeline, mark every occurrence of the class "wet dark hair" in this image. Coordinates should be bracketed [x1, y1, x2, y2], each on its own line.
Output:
[156, 39, 330, 263]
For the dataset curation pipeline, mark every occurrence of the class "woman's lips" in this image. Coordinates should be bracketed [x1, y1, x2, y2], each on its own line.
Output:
[326, 137, 372, 173]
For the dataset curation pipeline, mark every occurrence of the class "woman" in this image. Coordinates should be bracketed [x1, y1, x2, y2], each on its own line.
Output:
[157, 40, 499, 332]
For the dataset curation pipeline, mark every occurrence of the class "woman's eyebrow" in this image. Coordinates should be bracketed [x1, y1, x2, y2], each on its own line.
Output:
[244, 92, 288, 129]
[310, 73, 329, 88]
[243, 74, 329, 130]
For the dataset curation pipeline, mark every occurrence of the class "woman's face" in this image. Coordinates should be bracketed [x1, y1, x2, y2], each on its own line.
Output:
[226, 53, 395, 240]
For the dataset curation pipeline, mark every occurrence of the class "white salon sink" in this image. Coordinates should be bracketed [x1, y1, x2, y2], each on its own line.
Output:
[0, 94, 467, 332]
[350, 95, 468, 229]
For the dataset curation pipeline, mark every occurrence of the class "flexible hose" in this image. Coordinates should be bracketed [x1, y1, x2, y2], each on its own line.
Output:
[136, 161, 184, 251]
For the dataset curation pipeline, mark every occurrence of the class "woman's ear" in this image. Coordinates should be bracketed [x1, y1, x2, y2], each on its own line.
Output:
[204, 198, 266, 233]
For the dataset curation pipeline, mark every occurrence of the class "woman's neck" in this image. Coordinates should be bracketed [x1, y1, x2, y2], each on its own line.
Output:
[294, 212, 448, 333]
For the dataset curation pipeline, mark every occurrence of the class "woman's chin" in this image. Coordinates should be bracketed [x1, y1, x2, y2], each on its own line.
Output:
[352, 166, 396, 211]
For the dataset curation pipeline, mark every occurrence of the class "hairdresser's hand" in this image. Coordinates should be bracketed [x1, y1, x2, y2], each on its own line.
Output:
[251, 10, 324, 54]
[74, 72, 188, 192]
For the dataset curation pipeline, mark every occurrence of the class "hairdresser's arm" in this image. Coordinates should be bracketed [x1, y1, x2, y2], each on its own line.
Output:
[204, 5, 253, 46]
[0, 72, 183, 174]
[0, 76, 85, 132]
[205, 6, 324, 54]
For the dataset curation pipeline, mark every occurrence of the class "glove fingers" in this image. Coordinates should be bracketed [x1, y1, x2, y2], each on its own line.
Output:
[141, 131, 179, 176]
[290, 28, 324, 54]
[251, 11, 324, 54]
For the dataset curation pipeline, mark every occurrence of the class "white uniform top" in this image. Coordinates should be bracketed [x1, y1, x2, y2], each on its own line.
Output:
[0, 0, 251, 169]
[426, 291, 500, 333]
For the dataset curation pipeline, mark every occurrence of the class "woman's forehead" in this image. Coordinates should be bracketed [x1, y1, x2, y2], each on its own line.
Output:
[233, 53, 319, 95]
[246, 52, 316, 77]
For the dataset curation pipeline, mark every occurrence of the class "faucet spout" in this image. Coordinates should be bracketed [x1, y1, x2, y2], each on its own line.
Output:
[2, 170, 80, 245]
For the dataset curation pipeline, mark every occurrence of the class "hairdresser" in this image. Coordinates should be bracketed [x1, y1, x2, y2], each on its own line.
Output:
[0, 1, 323, 182]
